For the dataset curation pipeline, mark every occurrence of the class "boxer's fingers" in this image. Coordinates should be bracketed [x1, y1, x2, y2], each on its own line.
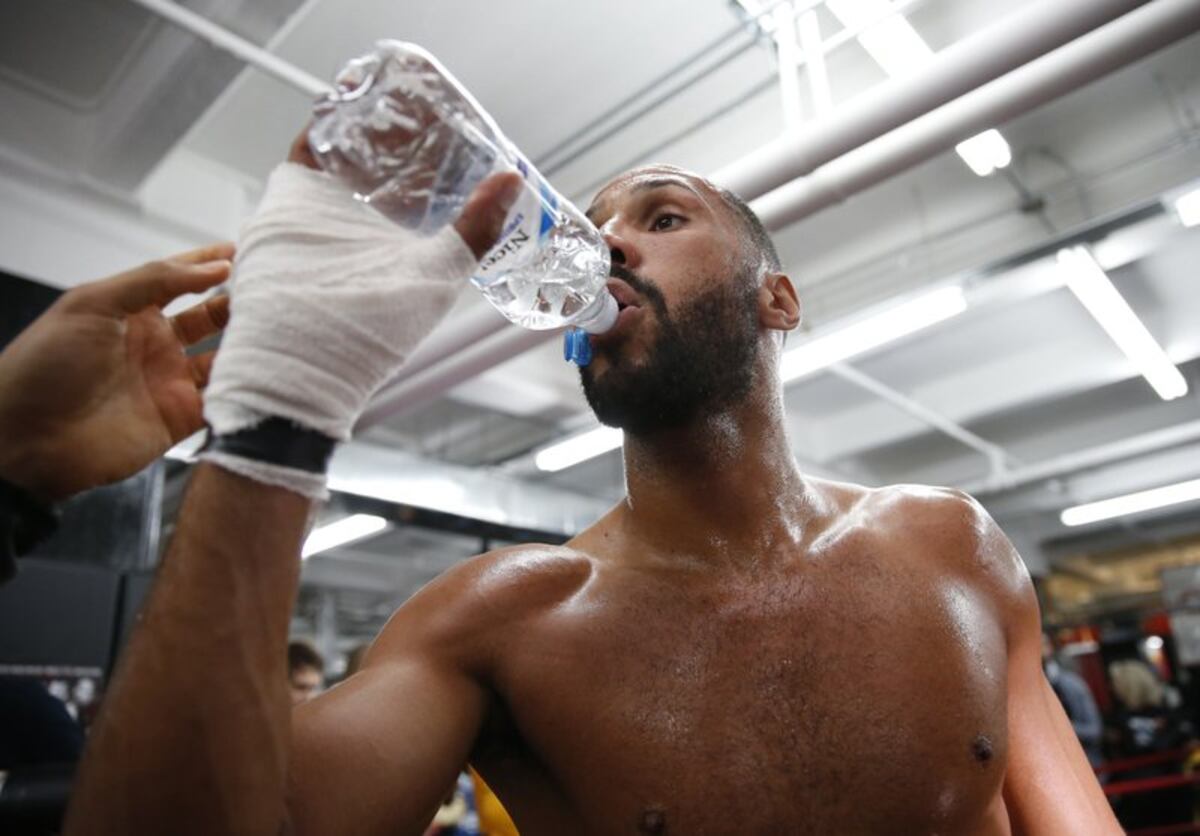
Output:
[454, 172, 523, 260]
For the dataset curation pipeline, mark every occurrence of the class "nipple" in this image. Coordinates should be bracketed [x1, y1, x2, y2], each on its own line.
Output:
[971, 734, 994, 765]
[638, 807, 667, 834]
[564, 327, 593, 367]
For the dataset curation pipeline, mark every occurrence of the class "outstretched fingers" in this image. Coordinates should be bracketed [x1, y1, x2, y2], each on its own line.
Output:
[170, 294, 230, 346]
[92, 244, 235, 315]
[189, 350, 217, 389]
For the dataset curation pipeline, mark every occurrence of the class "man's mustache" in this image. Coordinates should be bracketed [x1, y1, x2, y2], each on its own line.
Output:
[609, 264, 667, 315]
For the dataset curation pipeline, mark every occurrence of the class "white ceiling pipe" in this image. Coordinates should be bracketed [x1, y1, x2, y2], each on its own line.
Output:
[356, 321, 550, 429]
[752, 0, 1200, 229]
[376, 303, 510, 389]
[962, 419, 1200, 497]
[773, 2, 805, 130]
[711, 0, 1151, 199]
[827, 362, 1014, 476]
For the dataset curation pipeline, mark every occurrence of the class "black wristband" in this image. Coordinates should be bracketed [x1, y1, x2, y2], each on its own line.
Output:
[201, 417, 337, 474]
[0, 477, 61, 583]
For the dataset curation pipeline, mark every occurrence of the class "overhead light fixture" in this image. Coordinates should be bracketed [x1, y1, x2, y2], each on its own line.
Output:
[302, 514, 389, 559]
[1061, 477, 1200, 527]
[535, 426, 624, 473]
[954, 129, 1012, 177]
[781, 285, 967, 382]
[1172, 185, 1200, 227]
[1056, 246, 1187, 401]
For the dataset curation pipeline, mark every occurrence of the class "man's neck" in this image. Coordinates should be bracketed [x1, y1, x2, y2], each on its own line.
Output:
[618, 396, 817, 565]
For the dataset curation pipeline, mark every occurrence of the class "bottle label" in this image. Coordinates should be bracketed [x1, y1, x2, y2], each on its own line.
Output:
[473, 157, 557, 284]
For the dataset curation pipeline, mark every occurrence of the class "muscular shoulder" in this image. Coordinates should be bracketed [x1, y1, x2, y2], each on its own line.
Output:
[861, 483, 1033, 611]
[370, 544, 594, 669]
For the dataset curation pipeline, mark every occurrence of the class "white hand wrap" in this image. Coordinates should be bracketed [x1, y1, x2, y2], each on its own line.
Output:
[202, 162, 479, 495]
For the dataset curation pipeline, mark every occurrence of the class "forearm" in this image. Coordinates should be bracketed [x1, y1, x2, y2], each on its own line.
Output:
[64, 463, 310, 836]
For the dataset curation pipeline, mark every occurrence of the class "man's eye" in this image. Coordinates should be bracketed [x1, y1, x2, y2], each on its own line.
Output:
[652, 214, 682, 231]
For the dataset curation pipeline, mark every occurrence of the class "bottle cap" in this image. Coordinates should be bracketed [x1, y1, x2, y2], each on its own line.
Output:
[577, 292, 619, 335]
[563, 328, 593, 367]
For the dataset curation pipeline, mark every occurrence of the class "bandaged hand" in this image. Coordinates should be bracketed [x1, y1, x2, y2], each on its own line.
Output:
[202, 159, 518, 496]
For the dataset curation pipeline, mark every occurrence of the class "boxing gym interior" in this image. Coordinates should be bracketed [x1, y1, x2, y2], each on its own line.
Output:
[1, 1, 1199, 834]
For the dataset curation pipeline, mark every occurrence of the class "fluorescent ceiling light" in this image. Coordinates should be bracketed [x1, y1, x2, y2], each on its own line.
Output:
[1061, 478, 1200, 527]
[535, 426, 623, 473]
[954, 129, 1012, 177]
[1056, 246, 1187, 401]
[302, 514, 389, 559]
[781, 285, 967, 382]
[1173, 186, 1200, 227]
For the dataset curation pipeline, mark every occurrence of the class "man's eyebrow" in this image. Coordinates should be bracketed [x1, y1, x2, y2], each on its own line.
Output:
[630, 177, 706, 201]
[587, 176, 708, 223]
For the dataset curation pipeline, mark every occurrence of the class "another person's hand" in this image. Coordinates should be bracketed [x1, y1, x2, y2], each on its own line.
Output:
[0, 245, 234, 501]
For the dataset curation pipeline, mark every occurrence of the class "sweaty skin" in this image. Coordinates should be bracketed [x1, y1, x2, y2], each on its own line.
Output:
[289, 168, 1119, 834]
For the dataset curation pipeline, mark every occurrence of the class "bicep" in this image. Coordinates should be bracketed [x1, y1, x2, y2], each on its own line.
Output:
[997, 561, 1119, 833]
[288, 654, 487, 836]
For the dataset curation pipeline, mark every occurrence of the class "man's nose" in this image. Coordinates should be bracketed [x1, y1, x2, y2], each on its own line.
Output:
[602, 229, 640, 271]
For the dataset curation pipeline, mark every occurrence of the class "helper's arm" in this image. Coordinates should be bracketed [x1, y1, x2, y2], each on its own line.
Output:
[63, 464, 310, 835]
[986, 517, 1121, 834]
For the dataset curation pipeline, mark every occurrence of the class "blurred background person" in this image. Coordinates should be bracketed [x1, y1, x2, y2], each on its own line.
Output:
[1042, 632, 1104, 767]
[287, 640, 325, 705]
[1107, 655, 1191, 830]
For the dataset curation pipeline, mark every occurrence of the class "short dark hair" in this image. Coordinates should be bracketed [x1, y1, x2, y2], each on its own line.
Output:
[288, 639, 324, 675]
[712, 185, 782, 274]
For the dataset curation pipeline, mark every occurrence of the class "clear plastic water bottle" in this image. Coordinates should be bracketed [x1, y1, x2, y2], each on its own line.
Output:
[307, 41, 617, 335]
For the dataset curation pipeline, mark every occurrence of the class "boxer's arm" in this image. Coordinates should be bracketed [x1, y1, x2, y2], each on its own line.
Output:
[63, 464, 310, 835]
[289, 545, 586, 835]
[287, 614, 487, 835]
[981, 520, 1121, 834]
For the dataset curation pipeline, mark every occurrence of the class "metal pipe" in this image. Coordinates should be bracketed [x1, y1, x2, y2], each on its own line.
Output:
[828, 363, 1013, 475]
[712, 0, 1153, 198]
[963, 419, 1200, 496]
[774, 2, 804, 130]
[355, 323, 550, 429]
[378, 303, 511, 389]
[797, 9, 832, 118]
[751, 0, 1200, 229]
[130, 0, 331, 98]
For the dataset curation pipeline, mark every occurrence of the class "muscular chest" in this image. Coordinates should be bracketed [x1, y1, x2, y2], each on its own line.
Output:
[486, 545, 1009, 833]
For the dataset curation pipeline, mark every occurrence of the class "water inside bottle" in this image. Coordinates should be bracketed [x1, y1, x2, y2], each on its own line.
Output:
[472, 214, 611, 330]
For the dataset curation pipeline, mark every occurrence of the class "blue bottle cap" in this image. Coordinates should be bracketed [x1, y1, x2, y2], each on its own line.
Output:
[563, 328, 593, 367]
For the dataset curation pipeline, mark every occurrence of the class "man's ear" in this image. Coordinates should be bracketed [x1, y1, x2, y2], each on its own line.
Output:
[759, 272, 801, 333]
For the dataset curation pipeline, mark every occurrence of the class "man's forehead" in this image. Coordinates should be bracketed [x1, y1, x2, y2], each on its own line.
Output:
[586, 165, 720, 216]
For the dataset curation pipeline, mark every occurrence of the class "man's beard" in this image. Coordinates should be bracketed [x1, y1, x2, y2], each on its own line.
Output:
[579, 265, 760, 436]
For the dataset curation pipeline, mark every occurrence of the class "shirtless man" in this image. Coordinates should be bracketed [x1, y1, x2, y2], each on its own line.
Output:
[286, 165, 1119, 834]
[58, 146, 1120, 833]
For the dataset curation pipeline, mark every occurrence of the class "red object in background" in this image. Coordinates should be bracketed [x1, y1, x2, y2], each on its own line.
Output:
[1075, 650, 1112, 714]
[1144, 612, 1173, 636]
[1142, 612, 1175, 681]
[1053, 624, 1112, 714]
